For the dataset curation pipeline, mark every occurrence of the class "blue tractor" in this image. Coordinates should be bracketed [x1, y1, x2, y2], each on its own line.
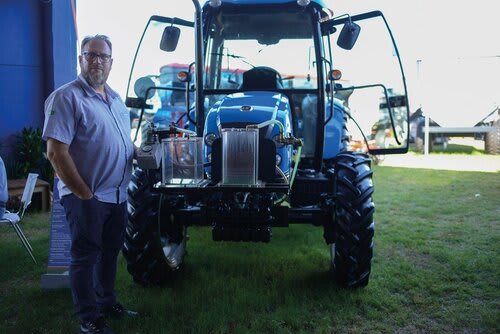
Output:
[125, 0, 410, 288]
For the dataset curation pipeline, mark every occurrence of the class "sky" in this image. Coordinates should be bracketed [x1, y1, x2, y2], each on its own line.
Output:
[77, 0, 499, 127]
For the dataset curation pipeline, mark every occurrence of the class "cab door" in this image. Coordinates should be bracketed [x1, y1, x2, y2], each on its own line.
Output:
[125, 16, 195, 144]
[325, 11, 410, 154]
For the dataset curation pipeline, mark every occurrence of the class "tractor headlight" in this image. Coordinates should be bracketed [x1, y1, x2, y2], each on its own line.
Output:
[209, 0, 222, 7]
[275, 154, 282, 166]
[205, 133, 217, 146]
[297, 0, 311, 7]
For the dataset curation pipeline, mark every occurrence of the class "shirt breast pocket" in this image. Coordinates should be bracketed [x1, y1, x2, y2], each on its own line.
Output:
[113, 101, 131, 128]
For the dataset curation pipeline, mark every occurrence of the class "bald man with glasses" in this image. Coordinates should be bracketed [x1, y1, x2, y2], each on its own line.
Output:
[43, 35, 138, 334]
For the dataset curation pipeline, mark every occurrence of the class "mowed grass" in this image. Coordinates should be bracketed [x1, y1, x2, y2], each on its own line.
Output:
[0, 166, 499, 333]
[409, 138, 487, 155]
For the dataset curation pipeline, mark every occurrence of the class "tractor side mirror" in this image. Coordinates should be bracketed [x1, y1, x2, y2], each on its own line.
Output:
[160, 26, 181, 52]
[337, 21, 361, 50]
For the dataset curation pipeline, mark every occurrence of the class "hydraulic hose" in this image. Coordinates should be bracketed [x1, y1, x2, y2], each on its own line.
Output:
[289, 145, 302, 189]
[247, 119, 285, 140]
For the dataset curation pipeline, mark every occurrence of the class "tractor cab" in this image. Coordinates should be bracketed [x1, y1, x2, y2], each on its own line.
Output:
[126, 0, 409, 170]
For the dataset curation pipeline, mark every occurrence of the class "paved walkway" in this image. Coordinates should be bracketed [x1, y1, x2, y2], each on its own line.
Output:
[377, 153, 500, 173]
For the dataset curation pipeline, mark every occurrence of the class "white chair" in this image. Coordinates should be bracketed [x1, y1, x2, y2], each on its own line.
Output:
[0, 173, 39, 264]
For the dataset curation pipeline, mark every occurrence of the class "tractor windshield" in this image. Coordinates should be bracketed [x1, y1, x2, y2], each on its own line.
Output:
[204, 8, 317, 90]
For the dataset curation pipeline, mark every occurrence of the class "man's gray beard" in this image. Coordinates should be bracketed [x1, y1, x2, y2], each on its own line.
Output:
[83, 71, 108, 88]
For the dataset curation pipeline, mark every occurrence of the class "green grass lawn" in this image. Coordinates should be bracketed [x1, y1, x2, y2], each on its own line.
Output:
[409, 139, 487, 155]
[1, 166, 499, 333]
[430, 143, 485, 155]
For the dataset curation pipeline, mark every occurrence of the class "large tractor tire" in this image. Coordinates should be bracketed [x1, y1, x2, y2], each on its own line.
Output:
[339, 110, 350, 153]
[484, 120, 500, 154]
[122, 168, 186, 285]
[331, 152, 375, 288]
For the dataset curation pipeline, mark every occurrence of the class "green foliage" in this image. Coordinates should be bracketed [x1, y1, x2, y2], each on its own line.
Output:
[12, 127, 54, 186]
[16, 127, 45, 175]
[0, 166, 499, 333]
[3, 158, 22, 181]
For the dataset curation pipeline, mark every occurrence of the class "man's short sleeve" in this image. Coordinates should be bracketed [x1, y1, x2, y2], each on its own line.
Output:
[42, 90, 76, 144]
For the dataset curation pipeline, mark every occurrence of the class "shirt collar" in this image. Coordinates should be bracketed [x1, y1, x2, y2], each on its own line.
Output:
[77, 74, 119, 101]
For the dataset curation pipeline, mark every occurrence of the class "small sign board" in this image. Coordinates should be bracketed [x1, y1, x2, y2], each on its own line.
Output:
[40, 178, 71, 289]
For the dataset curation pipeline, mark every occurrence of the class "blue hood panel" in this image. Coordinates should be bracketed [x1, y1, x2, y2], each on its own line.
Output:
[208, 91, 292, 137]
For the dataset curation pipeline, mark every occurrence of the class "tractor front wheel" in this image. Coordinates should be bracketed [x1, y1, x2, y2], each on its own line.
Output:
[122, 168, 186, 285]
[331, 152, 375, 288]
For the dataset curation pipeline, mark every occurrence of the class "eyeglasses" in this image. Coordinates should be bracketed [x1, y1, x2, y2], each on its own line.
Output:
[82, 51, 112, 63]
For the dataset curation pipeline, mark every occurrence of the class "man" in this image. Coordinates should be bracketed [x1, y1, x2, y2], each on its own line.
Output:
[0, 156, 7, 219]
[43, 35, 138, 334]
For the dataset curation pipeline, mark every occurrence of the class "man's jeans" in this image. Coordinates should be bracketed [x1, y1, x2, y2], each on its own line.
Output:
[0, 203, 5, 220]
[60, 194, 127, 322]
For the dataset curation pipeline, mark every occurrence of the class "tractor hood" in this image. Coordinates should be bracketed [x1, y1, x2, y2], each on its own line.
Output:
[205, 91, 291, 138]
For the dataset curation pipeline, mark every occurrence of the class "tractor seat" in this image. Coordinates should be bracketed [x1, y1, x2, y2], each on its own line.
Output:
[240, 66, 283, 90]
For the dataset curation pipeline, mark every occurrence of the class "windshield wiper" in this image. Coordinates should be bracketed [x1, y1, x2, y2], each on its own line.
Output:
[210, 52, 255, 68]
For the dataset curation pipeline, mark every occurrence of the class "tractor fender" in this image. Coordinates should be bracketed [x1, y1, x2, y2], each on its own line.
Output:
[324, 99, 349, 159]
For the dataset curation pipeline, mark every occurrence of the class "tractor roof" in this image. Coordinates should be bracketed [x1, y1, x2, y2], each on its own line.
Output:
[203, 0, 328, 8]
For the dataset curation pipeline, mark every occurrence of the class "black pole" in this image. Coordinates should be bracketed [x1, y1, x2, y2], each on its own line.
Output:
[192, 0, 204, 136]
